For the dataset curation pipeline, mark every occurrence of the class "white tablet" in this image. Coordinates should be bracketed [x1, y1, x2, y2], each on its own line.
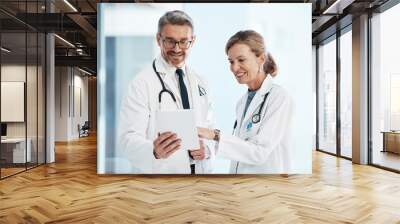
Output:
[155, 109, 200, 150]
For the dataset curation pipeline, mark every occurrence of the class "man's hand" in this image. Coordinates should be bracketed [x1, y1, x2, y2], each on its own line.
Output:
[189, 140, 206, 160]
[153, 132, 181, 159]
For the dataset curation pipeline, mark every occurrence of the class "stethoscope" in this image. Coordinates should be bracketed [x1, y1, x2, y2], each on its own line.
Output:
[232, 91, 270, 133]
[152, 59, 177, 104]
[152, 58, 206, 110]
[232, 90, 270, 174]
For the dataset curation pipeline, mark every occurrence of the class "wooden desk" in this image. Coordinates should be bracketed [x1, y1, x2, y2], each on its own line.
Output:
[1, 138, 31, 163]
[381, 131, 400, 154]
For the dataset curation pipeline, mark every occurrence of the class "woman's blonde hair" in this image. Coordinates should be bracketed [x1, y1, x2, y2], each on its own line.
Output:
[225, 30, 278, 76]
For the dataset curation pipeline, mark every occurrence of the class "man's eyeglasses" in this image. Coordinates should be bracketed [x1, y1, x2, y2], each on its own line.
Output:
[160, 36, 193, 49]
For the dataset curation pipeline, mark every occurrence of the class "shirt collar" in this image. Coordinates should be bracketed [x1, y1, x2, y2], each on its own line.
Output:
[156, 54, 186, 77]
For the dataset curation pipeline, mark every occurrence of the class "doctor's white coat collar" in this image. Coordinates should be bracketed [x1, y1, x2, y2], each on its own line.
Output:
[255, 74, 273, 95]
[239, 74, 274, 126]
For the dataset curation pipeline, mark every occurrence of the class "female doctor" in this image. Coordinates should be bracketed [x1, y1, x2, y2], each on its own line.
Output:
[198, 30, 293, 174]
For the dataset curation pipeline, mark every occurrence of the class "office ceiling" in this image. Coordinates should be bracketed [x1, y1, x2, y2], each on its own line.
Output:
[0, 0, 392, 75]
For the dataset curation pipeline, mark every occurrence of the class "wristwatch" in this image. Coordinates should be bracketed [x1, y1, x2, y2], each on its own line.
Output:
[213, 129, 220, 142]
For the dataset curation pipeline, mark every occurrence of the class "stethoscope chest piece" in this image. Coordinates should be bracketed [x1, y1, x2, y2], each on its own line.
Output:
[252, 114, 261, 124]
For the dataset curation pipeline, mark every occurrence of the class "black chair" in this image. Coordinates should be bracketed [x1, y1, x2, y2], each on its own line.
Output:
[79, 121, 90, 138]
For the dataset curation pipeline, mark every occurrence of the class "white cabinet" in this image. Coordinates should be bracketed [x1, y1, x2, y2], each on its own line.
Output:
[1, 138, 32, 163]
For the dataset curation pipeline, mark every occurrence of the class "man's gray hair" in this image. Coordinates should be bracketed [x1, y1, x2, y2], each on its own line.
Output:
[158, 10, 194, 34]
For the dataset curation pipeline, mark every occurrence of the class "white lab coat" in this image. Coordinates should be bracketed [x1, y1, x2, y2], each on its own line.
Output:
[119, 55, 215, 174]
[217, 75, 293, 174]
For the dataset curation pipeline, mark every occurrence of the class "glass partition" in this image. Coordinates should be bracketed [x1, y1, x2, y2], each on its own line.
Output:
[371, 4, 400, 171]
[339, 29, 352, 158]
[0, 1, 46, 179]
[317, 37, 337, 155]
[1, 30, 28, 178]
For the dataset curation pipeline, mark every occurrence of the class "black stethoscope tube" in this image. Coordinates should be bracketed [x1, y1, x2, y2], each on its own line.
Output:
[232, 91, 270, 133]
[252, 92, 270, 124]
[152, 59, 177, 103]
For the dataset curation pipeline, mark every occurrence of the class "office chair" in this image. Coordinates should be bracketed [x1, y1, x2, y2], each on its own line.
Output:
[79, 121, 90, 138]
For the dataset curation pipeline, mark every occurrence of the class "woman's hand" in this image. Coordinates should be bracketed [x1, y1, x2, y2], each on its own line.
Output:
[197, 127, 214, 140]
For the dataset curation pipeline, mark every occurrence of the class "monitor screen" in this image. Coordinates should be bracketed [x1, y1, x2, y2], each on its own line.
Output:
[1, 123, 7, 137]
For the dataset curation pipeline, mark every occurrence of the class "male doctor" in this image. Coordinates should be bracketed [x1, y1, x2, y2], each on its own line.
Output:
[119, 10, 215, 174]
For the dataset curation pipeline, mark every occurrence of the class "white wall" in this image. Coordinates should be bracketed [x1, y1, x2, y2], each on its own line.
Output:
[55, 67, 89, 141]
[55, 66, 69, 141]
[1, 65, 26, 133]
[1, 65, 39, 138]
[71, 72, 89, 138]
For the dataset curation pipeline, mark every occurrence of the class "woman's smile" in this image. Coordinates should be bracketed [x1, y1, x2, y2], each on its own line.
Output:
[235, 71, 247, 79]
